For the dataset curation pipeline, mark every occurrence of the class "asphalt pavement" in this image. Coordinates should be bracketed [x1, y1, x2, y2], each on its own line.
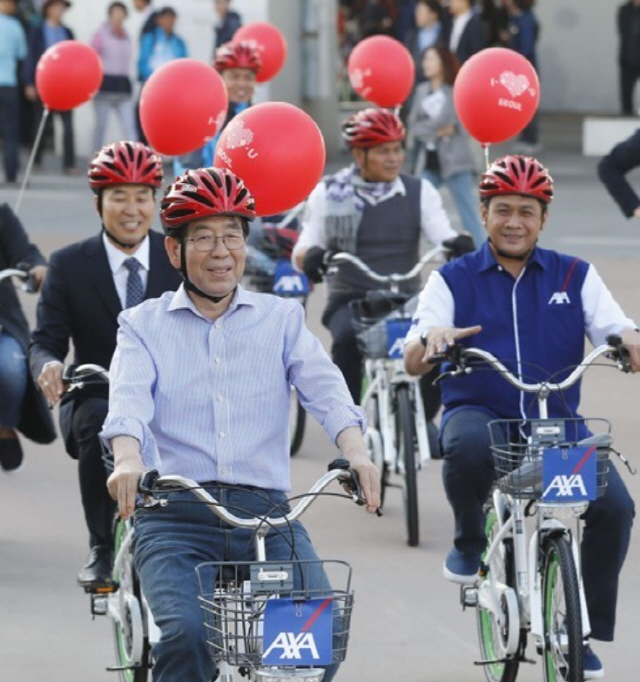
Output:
[2, 112, 640, 682]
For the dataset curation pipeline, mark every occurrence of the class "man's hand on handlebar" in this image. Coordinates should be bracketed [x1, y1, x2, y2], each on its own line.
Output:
[619, 328, 640, 372]
[301, 246, 329, 283]
[422, 325, 482, 363]
[442, 234, 476, 260]
[37, 360, 65, 407]
[107, 436, 146, 519]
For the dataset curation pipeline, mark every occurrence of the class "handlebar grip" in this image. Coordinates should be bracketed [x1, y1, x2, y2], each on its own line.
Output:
[328, 458, 366, 506]
[139, 469, 160, 494]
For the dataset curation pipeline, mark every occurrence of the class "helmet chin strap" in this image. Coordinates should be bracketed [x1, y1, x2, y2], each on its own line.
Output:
[488, 237, 535, 262]
[102, 225, 145, 251]
[179, 243, 234, 304]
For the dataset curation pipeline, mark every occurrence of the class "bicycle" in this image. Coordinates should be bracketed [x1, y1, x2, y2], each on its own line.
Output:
[326, 246, 444, 547]
[433, 335, 635, 682]
[244, 209, 310, 455]
[85, 448, 364, 682]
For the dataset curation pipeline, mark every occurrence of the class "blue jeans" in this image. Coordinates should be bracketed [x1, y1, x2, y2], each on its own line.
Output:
[0, 86, 20, 182]
[441, 407, 635, 640]
[0, 332, 27, 428]
[134, 485, 339, 682]
[423, 169, 485, 247]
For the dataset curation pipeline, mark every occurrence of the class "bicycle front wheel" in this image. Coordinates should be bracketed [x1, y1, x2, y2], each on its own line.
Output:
[541, 535, 583, 682]
[112, 517, 149, 682]
[289, 386, 306, 456]
[476, 505, 521, 682]
[395, 385, 419, 547]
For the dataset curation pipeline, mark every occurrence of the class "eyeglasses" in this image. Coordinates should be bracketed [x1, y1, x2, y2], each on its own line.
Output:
[186, 233, 246, 252]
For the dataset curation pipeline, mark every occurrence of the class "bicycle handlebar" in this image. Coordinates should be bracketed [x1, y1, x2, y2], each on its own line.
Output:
[0, 266, 36, 292]
[434, 334, 631, 393]
[138, 458, 367, 528]
[63, 363, 110, 392]
[325, 245, 445, 285]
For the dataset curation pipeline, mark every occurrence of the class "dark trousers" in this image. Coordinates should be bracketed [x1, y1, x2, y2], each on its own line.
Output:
[440, 407, 635, 641]
[32, 99, 75, 168]
[324, 301, 441, 419]
[0, 86, 20, 182]
[620, 62, 640, 115]
[71, 397, 115, 549]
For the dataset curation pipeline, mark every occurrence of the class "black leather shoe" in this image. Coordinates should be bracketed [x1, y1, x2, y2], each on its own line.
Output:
[0, 437, 23, 472]
[77, 545, 113, 589]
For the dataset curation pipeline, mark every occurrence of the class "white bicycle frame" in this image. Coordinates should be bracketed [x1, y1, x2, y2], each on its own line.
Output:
[460, 343, 624, 653]
[94, 467, 361, 682]
[362, 356, 431, 472]
[328, 247, 444, 474]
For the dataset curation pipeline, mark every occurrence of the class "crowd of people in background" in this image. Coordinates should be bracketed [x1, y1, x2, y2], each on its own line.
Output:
[0, 0, 244, 184]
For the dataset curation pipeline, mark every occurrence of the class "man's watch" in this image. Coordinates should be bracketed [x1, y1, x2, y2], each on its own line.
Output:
[420, 331, 428, 347]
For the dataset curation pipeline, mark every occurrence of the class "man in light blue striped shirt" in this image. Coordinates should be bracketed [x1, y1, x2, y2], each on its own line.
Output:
[101, 167, 380, 682]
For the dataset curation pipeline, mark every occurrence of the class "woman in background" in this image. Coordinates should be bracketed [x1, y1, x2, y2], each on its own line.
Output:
[406, 44, 483, 245]
[90, 1, 137, 151]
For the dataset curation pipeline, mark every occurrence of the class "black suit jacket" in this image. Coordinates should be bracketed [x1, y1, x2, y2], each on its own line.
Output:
[29, 230, 181, 456]
[598, 128, 640, 218]
[442, 13, 487, 64]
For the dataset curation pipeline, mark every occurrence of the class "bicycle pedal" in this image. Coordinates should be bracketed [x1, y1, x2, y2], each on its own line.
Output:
[84, 580, 119, 594]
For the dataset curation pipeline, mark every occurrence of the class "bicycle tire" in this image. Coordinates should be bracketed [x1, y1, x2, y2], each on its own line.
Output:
[541, 535, 583, 682]
[289, 386, 306, 456]
[476, 506, 521, 682]
[396, 385, 419, 547]
[112, 517, 149, 682]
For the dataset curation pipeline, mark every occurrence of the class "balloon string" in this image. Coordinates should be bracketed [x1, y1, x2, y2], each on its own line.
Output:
[482, 143, 490, 169]
[15, 108, 50, 216]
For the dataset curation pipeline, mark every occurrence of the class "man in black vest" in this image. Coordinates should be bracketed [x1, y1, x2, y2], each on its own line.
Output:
[30, 141, 181, 589]
[292, 108, 473, 416]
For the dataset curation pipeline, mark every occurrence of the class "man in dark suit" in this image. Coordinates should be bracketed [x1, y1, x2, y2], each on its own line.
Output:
[442, 0, 487, 64]
[30, 141, 181, 589]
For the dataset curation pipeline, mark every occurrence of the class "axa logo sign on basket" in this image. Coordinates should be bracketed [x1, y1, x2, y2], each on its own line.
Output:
[541, 445, 598, 502]
[262, 598, 334, 665]
[490, 70, 537, 112]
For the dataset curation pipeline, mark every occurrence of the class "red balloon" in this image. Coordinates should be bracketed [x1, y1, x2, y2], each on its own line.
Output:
[232, 22, 288, 83]
[140, 59, 228, 156]
[214, 102, 325, 216]
[35, 40, 103, 111]
[453, 47, 540, 145]
[347, 35, 414, 107]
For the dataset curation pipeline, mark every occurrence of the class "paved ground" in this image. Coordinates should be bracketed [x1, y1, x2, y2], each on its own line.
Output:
[2, 112, 640, 682]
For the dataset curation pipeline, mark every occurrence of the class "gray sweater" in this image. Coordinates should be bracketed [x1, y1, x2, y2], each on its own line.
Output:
[406, 82, 477, 180]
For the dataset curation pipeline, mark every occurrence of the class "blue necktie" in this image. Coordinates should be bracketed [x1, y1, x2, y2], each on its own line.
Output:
[124, 257, 144, 308]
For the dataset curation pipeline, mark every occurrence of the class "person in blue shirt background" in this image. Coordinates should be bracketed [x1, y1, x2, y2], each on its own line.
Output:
[404, 154, 640, 679]
[102, 166, 380, 682]
[137, 6, 187, 83]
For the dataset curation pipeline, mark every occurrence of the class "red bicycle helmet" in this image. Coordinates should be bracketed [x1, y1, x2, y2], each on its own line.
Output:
[88, 141, 163, 191]
[160, 167, 256, 232]
[479, 155, 554, 204]
[213, 41, 262, 73]
[341, 107, 406, 149]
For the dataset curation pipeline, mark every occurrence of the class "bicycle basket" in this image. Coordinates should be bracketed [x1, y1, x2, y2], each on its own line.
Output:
[197, 560, 354, 669]
[488, 418, 611, 502]
[350, 293, 418, 360]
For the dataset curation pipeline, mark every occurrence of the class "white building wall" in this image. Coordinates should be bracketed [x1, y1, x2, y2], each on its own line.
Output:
[531, 0, 625, 114]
